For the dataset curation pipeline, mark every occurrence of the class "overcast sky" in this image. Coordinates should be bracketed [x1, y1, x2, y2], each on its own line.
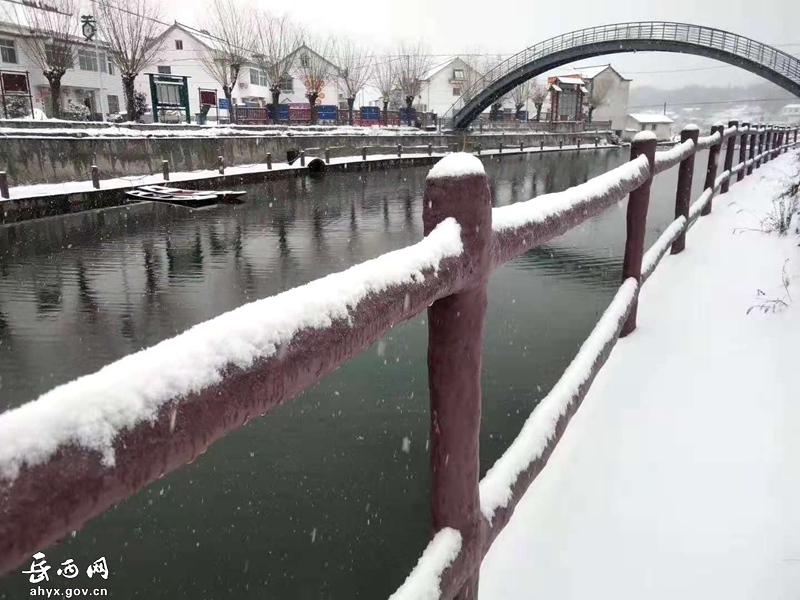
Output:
[165, 0, 799, 91]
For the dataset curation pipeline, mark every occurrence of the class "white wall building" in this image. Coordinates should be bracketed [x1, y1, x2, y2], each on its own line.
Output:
[624, 113, 674, 141]
[577, 65, 631, 133]
[420, 57, 482, 117]
[0, 19, 125, 118]
[778, 103, 800, 125]
[139, 23, 341, 122]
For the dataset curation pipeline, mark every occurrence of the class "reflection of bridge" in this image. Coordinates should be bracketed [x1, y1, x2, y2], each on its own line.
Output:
[446, 22, 800, 129]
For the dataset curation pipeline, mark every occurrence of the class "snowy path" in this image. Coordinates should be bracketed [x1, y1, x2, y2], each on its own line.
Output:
[480, 150, 800, 600]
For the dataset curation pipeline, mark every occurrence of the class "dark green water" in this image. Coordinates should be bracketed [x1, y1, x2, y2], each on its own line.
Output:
[0, 148, 710, 599]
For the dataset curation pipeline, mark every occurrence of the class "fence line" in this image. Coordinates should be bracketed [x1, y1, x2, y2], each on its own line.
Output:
[0, 122, 797, 598]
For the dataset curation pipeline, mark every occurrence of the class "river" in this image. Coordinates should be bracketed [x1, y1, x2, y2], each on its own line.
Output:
[0, 147, 711, 599]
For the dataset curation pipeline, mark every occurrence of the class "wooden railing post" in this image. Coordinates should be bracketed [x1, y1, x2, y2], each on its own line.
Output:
[737, 122, 748, 182]
[701, 124, 724, 216]
[540, 140, 544, 151]
[91, 166, 100, 189]
[300, 151, 305, 167]
[671, 126, 699, 255]
[764, 125, 773, 163]
[424, 154, 492, 600]
[781, 127, 787, 154]
[720, 119, 737, 194]
[397, 144, 402, 158]
[747, 127, 756, 175]
[0, 172, 9, 199]
[499, 142, 503, 154]
[756, 126, 764, 169]
[325, 148, 330, 164]
[218, 156, 225, 175]
[162, 160, 169, 181]
[266, 152, 272, 170]
[362, 146, 367, 161]
[620, 133, 656, 337]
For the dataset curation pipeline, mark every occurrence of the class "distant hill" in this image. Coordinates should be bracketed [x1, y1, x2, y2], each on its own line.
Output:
[628, 82, 797, 131]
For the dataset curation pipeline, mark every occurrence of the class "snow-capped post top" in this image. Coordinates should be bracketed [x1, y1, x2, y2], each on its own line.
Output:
[632, 130, 657, 143]
[427, 152, 485, 180]
[683, 124, 699, 132]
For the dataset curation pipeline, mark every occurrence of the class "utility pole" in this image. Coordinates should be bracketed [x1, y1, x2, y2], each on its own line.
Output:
[663, 102, 666, 115]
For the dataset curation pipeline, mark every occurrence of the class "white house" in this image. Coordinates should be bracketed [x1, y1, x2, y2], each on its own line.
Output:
[139, 23, 341, 123]
[419, 57, 482, 117]
[576, 65, 631, 133]
[624, 113, 674, 141]
[0, 17, 125, 118]
[778, 103, 800, 125]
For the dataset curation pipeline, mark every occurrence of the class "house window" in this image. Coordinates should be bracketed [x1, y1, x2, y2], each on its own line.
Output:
[1, 38, 17, 64]
[78, 49, 99, 71]
[452, 87, 462, 96]
[299, 53, 309, 67]
[175, 40, 183, 50]
[453, 69, 464, 80]
[157, 65, 171, 74]
[250, 68, 267, 86]
[280, 76, 293, 92]
[106, 56, 114, 75]
[46, 44, 73, 68]
[107, 94, 119, 113]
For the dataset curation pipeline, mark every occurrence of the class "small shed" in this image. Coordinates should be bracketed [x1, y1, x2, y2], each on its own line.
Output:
[624, 113, 674, 141]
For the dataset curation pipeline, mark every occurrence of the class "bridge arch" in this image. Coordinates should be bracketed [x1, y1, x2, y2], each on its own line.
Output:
[448, 22, 800, 129]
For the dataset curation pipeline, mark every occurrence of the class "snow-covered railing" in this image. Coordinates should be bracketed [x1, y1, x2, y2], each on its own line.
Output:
[0, 122, 798, 598]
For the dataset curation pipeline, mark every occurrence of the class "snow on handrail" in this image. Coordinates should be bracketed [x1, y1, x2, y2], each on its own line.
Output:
[723, 125, 738, 139]
[388, 528, 462, 600]
[714, 170, 731, 191]
[479, 278, 640, 522]
[654, 139, 695, 174]
[491, 155, 651, 265]
[688, 188, 714, 225]
[642, 217, 687, 282]
[0, 219, 465, 481]
[696, 131, 721, 150]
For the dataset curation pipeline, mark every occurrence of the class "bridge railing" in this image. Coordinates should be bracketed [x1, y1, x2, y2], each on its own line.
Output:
[442, 21, 800, 125]
[0, 122, 798, 597]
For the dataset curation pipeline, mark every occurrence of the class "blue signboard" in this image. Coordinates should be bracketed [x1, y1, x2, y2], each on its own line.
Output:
[316, 105, 338, 121]
[267, 105, 289, 120]
[218, 98, 230, 109]
[361, 106, 380, 120]
[518, 110, 528, 121]
[399, 107, 417, 123]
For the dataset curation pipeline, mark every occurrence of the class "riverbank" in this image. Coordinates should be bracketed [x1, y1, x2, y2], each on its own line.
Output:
[479, 149, 800, 599]
[0, 143, 621, 224]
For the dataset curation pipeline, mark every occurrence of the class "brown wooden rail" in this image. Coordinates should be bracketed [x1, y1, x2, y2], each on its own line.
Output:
[0, 122, 798, 597]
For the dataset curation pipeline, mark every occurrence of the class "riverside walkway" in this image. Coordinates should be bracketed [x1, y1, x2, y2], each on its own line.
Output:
[479, 150, 800, 599]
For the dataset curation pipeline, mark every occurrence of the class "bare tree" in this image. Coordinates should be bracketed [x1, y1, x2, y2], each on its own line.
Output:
[297, 36, 335, 125]
[510, 80, 534, 120]
[394, 42, 431, 125]
[530, 78, 548, 122]
[3, 0, 78, 118]
[585, 79, 610, 122]
[254, 12, 299, 124]
[337, 40, 372, 126]
[198, 0, 256, 123]
[96, 0, 165, 121]
[372, 57, 395, 126]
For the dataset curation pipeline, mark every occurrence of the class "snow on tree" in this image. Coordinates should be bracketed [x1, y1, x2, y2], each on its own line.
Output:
[337, 40, 372, 126]
[372, 58, 395, 126]
[95, 0, 165, 122]
[296, 36, 336, 125]
[509, 80, 534, 120]
[529, 78, 548, 122]
[254, 13, 299, 125]
[2, 0, 79, 119]
[197, 0, 256, 123]
[394, 42, 432, 124]
[585, 79, 611, 123]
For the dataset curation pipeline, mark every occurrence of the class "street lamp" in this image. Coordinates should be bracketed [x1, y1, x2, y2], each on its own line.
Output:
[81, 13, 105, 121]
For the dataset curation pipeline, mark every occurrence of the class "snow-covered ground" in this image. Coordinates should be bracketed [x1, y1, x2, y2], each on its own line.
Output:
[479, 149, 800, 599]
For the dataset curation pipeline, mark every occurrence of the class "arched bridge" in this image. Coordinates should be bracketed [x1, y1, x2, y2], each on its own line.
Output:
[447, 21, 800, 129]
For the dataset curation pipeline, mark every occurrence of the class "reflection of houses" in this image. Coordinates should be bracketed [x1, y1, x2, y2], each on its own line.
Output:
[623, 113, 674, 141]
[140, 23, 341, 121]
[547, 75, 586, 122]
[0, 15, 125, 118]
